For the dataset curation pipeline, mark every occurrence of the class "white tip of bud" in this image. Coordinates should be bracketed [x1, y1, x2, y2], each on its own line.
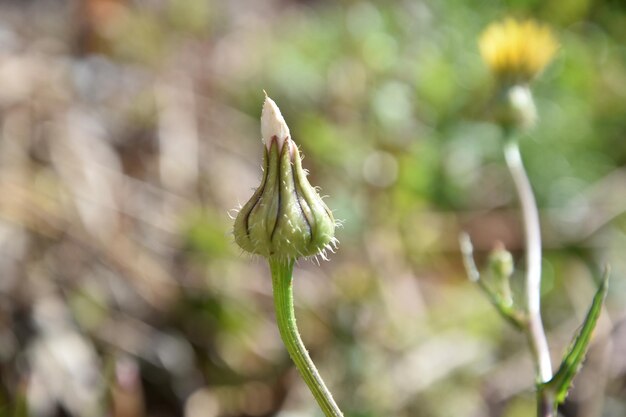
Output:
[261, 92, 290, 150]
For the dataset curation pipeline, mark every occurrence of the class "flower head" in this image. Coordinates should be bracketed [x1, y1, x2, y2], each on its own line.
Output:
[479, 18, 558, 84]
[234, 95, 336, 261]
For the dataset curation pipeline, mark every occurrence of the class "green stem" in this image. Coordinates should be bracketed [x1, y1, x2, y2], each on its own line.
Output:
[269, 257, 344, 417]
[503, 139, 555, 417]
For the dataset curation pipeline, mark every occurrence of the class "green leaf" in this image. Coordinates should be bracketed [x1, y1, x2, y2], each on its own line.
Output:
[544, 267, 609, 405]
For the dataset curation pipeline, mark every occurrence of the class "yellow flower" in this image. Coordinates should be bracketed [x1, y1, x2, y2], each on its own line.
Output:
[479, 18, 558, 83]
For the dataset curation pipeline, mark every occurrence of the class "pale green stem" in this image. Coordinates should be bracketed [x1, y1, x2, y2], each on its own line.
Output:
[269, 257, 344, 417]
[503, 139, 555, 417]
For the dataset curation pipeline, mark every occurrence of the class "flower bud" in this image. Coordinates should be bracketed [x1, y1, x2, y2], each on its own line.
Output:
[234, 95, 336, 260]
[488, 242, 514, 305]
[494, 84, 538, 130]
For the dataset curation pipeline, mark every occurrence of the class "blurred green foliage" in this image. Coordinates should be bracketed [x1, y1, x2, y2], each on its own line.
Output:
[0, 0, 624, 417]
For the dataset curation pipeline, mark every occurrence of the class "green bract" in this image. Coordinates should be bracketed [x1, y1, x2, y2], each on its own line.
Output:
[234, 135, 336, 260]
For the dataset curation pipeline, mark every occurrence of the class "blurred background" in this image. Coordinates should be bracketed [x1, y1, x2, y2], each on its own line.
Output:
[0, 0, 625, 416]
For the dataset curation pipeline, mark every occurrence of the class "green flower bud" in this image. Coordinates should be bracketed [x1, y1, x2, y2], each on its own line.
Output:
[488, 242, 514, 305]
[494, 84, 537, 131]
[489, 242, 514, 279]
[234, 95, 336, 261]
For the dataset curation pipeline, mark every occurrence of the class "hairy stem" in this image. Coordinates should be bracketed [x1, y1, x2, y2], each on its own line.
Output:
[504, 140, 555, 416]
[269, 257, 343, 417]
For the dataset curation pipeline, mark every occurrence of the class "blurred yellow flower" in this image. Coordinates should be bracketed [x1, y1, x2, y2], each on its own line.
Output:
[479, 18, 558, 83]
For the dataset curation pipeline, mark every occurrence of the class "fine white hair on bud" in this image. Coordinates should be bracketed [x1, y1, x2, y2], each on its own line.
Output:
[261, 92, 291, 150]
